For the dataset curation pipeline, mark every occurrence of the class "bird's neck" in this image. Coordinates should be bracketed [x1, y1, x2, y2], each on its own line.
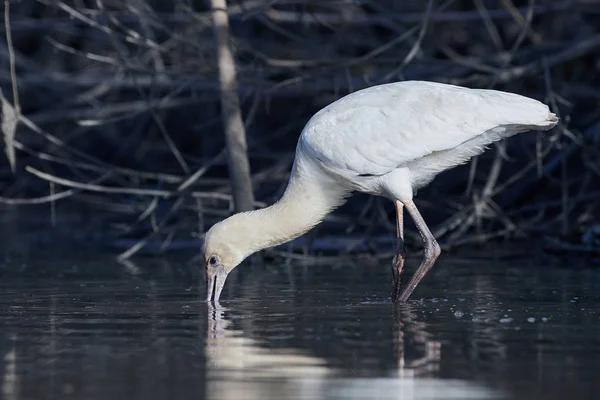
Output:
[232, 153, 350, 257]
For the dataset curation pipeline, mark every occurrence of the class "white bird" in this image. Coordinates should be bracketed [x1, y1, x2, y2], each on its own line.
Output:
[204, 81, 558, 303]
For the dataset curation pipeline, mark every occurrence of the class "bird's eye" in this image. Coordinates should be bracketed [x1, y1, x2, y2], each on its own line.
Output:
[209, 256, 218, 266]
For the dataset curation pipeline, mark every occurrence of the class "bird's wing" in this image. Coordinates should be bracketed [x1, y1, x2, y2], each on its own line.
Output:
[300, 81, 553, 176]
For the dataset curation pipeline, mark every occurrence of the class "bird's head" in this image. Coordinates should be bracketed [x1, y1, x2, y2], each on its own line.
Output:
[202, 214, 253, 303]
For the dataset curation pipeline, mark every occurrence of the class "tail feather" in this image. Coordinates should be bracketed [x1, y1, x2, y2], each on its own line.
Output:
[477, 89, 558, 131]
[520, 112, 559, 132]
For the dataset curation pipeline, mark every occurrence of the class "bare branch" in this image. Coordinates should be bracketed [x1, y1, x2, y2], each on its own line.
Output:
[210, 0, 255, 212]
[2, 1, 19, 172]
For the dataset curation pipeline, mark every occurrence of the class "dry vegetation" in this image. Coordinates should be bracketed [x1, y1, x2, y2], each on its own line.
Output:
[0, 0, 599, 260]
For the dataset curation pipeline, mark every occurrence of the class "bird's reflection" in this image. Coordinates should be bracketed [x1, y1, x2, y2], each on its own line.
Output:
[206, 303, 228, 341]
[205, 303, 330, 379]
[2, 336, 18, 400]
[202, 300, 497, 400]
[393, 304, 441, 377]
[205, 301, 442, 379]
[204, 303, 332, 400]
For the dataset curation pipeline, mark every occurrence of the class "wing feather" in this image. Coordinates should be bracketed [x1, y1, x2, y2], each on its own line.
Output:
[300, 81, 554, 177]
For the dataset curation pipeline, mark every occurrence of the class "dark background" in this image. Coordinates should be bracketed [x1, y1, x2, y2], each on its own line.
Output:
[0, 0, 599, 260]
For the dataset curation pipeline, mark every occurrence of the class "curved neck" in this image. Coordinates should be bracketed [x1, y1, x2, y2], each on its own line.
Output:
[232, 154, 349, 257]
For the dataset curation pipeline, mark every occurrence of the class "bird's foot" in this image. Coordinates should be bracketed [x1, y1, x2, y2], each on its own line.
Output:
[391, 253, 406, 302]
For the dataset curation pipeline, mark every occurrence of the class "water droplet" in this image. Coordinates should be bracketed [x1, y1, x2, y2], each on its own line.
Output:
[499, 317, 513, 323]
[527, 317, 536, 323]
[454, 311, 464, 318]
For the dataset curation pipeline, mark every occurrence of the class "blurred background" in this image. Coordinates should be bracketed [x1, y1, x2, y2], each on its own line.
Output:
[2, 3, 600, 399]
[0, 0, 599, 261]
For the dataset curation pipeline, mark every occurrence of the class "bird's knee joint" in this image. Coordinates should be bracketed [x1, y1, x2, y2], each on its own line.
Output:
[426, 240, 441, 260]
[396, 247, 407, 258]
[393, 253, 406, 266]
[433, 241, 441, 258]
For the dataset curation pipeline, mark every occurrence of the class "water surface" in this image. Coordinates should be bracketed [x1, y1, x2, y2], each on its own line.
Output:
[0, 251, 599, 400]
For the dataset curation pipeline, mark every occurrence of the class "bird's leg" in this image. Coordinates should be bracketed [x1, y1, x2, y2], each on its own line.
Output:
[391, 200, 407, 302]
[397, 200, 441, 302]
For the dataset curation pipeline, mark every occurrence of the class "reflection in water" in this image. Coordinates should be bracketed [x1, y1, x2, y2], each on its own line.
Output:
[393, 306, 441, 377]
[205, 304, 331, 400]
[2, 336, 17, 400]
[206, 304, 331, 377]
[205, 303, 500, 399]
[0, 254, 598, 400]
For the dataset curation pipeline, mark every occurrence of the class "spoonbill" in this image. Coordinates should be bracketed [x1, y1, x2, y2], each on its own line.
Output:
[204, 81, 558, 303]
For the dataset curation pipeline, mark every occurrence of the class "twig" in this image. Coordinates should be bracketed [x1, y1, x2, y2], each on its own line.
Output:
[498, 34, 600, 83]
[25, 166, 173, 198]
[263, 1, 570, 24]
[392, 0, 434, 77]
[473, 0, 503, 51]
[2, 0, 19, 172]
[12, 136, 184, 184]
[499, 0, 541, 44]
[117, 197, 185, 260]
[0, 190, 74, 205]
[24, 165, 255, 203]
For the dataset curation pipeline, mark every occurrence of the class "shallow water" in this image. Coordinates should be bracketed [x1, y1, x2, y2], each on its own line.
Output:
[0, 251, 599, 400]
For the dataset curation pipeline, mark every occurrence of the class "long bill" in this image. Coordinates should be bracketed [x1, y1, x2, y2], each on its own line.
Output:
[205, 264, 228, 303]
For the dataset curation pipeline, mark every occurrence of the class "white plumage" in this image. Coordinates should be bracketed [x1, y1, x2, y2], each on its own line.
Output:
[301, 81, 556, 200]
[203, 81, 558, 304]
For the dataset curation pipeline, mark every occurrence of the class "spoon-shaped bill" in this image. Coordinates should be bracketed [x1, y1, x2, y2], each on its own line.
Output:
[206, 264, 228, 303]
